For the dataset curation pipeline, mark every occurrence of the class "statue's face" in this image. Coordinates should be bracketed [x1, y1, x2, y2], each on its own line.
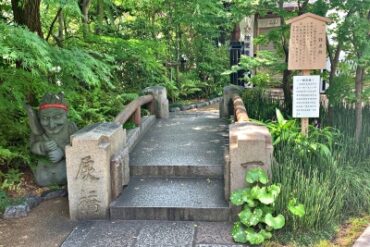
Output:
[39, 108, 68, 135]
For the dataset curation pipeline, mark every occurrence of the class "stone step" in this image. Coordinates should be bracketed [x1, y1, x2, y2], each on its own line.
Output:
[130, 164, 224, 178]
[129, 113, 228, 178]
[110, 177, 230, 221]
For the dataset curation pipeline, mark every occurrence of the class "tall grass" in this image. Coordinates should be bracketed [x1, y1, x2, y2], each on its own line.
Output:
[243, 91, 370, 242]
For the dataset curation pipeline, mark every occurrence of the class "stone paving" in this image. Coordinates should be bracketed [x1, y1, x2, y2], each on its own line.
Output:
[130, 111, 228, 176]
[62, 220, 246, 247]
[353, 225, 370, 247]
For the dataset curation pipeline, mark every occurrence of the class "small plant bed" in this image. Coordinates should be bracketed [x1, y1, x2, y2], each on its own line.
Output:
[264, 214, 370, 247]
[0, 167, 65, 219]
[238, 90, 370, 246]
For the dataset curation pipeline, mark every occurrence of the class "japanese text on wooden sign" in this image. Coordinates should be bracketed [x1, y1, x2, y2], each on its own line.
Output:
[288, 17, 327, 70]
[293, 76, 320, 118]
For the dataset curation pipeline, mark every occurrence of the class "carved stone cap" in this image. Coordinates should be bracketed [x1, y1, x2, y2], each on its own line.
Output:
[286, 12, 331, 25]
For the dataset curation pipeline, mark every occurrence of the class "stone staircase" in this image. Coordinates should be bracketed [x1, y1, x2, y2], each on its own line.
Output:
[109, 111, 230, 221]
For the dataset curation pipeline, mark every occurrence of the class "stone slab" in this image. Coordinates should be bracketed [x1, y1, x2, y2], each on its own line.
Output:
[110, 177, 229, 221]
[62, 220, 248, 247]
[129, 112, 228, 176]
[130, 165, 223, 178]
[353, 225, 370, 247]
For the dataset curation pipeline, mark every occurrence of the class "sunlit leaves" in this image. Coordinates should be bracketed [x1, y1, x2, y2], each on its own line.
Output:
[264, 213, 285, 230]
[245, 167, 269, 185]
[288, 198, 305, 218]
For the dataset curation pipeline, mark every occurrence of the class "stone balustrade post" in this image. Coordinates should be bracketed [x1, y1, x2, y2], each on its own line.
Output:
[225, 122, 273, 200]
[143, 86, 169, 119]
[66, 123, 126, 220]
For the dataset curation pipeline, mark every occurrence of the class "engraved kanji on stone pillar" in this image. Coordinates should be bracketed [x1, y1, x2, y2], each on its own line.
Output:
[66, 122, 126, 220]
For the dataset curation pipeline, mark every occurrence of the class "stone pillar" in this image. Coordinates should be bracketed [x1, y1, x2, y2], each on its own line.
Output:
[227, 122, 273, 199]
[143, 86, 169, 119]
[220, 85, 244, 118]
[66, 122, 126, 220]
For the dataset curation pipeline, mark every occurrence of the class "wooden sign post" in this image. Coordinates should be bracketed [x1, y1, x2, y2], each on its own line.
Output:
[286, 13, 331, 135]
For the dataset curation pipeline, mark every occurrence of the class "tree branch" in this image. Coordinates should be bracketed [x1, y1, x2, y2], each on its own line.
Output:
[46, 7, 63, 41]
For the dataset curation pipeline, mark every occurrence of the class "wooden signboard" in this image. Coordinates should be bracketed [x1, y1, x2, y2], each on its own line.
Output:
[287, 13, 331, 70]
[287, 13, 331, 135]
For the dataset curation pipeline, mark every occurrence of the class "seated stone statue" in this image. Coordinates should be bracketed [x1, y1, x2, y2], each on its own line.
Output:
[26, 93, 78, 186]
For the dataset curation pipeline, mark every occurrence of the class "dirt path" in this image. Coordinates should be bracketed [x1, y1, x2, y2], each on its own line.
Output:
[0, 197, 76, 247]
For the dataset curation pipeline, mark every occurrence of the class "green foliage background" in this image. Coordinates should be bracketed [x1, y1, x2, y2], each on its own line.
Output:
[0, 0, 233, 174]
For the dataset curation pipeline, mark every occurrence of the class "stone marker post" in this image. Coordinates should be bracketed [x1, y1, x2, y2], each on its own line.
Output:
[143, 86, 169, 119]
[66, 123, 126, 220]
[226, 122, 273, 199]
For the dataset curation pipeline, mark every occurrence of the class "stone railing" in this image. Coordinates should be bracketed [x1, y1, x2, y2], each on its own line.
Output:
[220, 85, 273, 200]
[232, 95, 249, 123]
[66, 86, 169, 220]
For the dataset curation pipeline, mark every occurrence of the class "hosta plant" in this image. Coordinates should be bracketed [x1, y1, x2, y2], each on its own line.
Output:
[230, 167, 305, 245]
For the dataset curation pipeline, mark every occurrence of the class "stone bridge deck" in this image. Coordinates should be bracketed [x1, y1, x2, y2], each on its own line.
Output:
[110, 111, 230, 221]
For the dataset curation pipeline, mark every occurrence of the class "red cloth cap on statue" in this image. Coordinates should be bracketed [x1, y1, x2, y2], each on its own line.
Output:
[39, 103, 68, 111]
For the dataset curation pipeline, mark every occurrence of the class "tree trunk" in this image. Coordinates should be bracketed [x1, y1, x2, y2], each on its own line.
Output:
[277, 0, 293, 110]
[58, 10, 64, 42]
[354, 65, 364, 142]
[231, 23, 241, 42]
[79, 0, 92, 37]
[282, 68, 292, 110]
[95, 0, 104, 34]
[354, 10, 369, 142]
[11, 0, 43, 38]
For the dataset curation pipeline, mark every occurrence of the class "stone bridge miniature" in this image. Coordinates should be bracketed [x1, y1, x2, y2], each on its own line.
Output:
[63, 85, 272, 221]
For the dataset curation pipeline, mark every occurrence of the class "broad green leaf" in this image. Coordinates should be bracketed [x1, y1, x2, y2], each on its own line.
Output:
[239, 208, 252, 226]
[241, 189, 257, 207]
[256, 185, 281, 205]
[260, 205, 274, 214]
[231, 222, 247, 244]
[264, 213, 285, 230]
[245, 167, 269, 185]
[239, 208, 264, 226]
[260, 229, 273, 240]
[230, 189, 246, 206]
[245, 229, 266, 245]
[288, 198, 305, 218]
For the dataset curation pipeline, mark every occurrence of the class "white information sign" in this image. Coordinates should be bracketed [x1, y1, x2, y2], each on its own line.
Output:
[293, 75, 320, 118]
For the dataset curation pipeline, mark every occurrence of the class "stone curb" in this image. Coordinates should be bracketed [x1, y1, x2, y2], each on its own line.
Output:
[170, 97, 222, 112]
[2, 189, 66, 219]
[353, 225, 370, 247]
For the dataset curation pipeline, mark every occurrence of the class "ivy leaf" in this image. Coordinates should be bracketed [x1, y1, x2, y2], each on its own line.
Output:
[245, 229, 266, 245]
[245, 167, 269, 185]
[239, 208, 264, 226]
[264, 213, 285, 230]
[230, 189, 247, 206]
[288, 198, 305, 218]
[231, 222, 247, 243]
